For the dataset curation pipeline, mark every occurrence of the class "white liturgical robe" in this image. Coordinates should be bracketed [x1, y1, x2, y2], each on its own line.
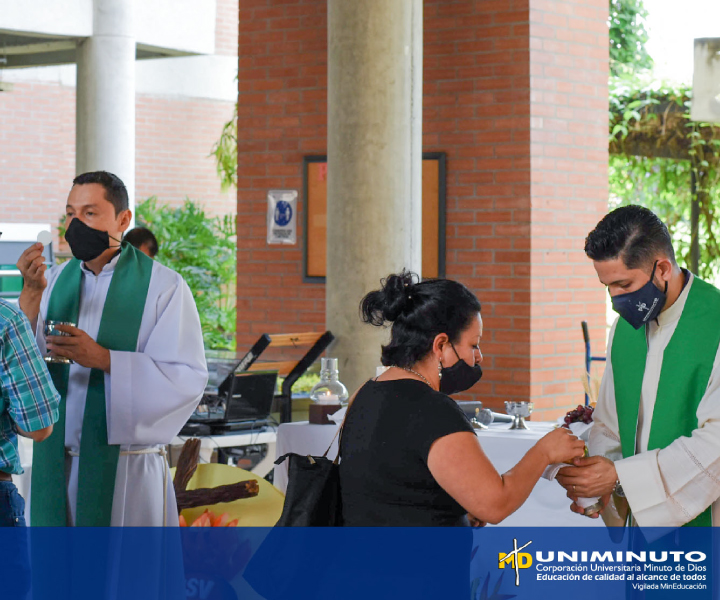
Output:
[589, 272, 720, 527]
[30, 251, 208, 526]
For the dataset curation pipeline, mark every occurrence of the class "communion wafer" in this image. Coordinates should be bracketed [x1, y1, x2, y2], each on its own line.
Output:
[37, 230, 52, 245]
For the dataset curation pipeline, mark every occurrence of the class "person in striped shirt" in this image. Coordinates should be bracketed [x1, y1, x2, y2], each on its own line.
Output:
[0, 298, 60, 526]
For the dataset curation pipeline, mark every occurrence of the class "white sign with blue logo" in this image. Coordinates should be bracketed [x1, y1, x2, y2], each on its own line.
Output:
[267, 189, 297, 245]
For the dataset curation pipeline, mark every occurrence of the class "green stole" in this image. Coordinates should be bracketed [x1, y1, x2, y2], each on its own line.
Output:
[31, 244, 153, 526]
[611, 276, 720, 527]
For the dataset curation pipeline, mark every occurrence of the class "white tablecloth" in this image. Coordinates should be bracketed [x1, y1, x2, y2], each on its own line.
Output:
[274, 420, 603, 527]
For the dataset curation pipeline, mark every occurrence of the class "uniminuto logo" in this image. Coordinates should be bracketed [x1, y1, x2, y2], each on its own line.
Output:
[498, 539, 533, 586]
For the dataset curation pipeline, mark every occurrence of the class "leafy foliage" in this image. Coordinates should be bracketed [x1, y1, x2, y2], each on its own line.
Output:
[610, 155, 720, 280]
[608, 77, 688, 145]
[608, 0, 653, 76]
[276, 372, 320, 395]
[135, 197, 237, 349]
[609, 78, 720, 280]
[211, 104, 238, 191]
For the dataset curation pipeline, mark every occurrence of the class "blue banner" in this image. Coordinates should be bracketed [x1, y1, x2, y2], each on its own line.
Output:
[1, 527, 716, 599]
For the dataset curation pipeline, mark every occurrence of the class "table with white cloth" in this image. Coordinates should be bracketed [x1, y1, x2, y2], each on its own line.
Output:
[274, 420, 604, 527]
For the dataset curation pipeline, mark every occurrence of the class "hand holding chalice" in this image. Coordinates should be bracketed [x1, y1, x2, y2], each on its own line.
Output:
[44, 320, 76, 364]
[559, 405, 603, 516]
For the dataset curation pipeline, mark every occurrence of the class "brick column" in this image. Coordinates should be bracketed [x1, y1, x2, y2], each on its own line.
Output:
[236, 0, 328, 341]
[424, 0, 535, 411]
[528, 0, 609, 418]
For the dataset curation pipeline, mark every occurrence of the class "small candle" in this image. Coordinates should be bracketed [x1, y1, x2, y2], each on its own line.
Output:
[317, 391, 340, 405]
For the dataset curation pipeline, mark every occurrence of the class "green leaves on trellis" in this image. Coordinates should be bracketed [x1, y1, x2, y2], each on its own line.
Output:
[609, 78, 720, 280]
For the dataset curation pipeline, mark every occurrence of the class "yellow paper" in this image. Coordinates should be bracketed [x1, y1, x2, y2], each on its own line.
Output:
[171, 463, 285, 527]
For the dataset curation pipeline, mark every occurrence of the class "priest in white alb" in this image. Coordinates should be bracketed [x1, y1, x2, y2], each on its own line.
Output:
[16, 171, 208, 527]
[556, 205, 720, 528]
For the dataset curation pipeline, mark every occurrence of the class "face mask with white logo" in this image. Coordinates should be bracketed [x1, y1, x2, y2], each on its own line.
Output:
[611, 261, 667, 330]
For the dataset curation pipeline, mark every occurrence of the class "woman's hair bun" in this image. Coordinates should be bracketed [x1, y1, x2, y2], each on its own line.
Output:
[361, 271, 482, 369]
[360, 270, 418, 326]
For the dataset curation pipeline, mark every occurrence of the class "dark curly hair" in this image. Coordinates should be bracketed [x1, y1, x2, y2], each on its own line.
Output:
[360, 271, 481, 368]
[585, 205, 675, 269]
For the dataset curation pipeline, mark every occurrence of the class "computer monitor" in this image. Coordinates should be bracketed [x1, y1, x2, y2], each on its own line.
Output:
[225, 370, 278, 422]
[188, 370, 278, 427]
[205, 350, 243, 395]
[205, 334, 272, 395]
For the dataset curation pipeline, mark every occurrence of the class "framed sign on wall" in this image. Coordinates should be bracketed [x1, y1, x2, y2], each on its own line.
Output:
[302, 152, 446, 283]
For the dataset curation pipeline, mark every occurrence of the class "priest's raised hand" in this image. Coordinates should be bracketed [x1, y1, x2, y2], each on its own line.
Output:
[16, 242, 48, 326]
[46, 324, 111, 372]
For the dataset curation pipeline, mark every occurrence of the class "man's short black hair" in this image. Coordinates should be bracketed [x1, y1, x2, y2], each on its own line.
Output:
[124, 227, 159, 258]
[72, 171, 128, 215]
[585, 205, 676, 269]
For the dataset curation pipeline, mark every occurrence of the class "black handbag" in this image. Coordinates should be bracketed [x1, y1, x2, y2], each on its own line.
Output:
[274, 452, 342, 526]
[274, 400, 352, 527]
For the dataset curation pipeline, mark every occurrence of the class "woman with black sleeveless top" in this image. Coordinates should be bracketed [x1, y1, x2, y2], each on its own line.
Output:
[339, 271, 585, 526]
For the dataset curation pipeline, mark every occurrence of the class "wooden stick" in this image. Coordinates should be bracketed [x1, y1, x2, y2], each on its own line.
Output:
[176, 480, 260, 511]
[174, 438, 201, 495]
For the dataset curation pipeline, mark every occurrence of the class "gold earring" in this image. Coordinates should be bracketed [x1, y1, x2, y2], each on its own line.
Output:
[438, 361, 443, 380]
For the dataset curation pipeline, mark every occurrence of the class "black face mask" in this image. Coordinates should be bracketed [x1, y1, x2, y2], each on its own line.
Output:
[439, 343, 483, 395]
[64, 218, 121, 262]
[611, 261, 668, 330]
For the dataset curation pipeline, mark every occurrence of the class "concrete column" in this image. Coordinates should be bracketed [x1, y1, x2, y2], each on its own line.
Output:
[76, 0, 136, 216]
[326, 0, 423, 392]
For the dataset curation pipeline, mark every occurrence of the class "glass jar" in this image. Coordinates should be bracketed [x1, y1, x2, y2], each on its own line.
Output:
[309, 358, 349, 406]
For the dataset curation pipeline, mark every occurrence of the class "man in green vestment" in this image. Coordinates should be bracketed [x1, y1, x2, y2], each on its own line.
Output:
[556, 205, 720, 527]
[16, 171, 207, 526]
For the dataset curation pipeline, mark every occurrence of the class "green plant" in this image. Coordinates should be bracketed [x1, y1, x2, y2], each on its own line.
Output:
[135, 197, 237, 349]
[211, 104, 238, 191]
[58, 214, 67, 239]
[277, 372, 321, 396]
[609, 0, 653, 77]
[608, 78, 720, 279]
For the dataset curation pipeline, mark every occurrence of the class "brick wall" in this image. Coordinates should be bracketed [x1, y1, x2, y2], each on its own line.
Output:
[135, 95, 236, 215]
[236, 0, 609, 417]
[0, 82, 236, 225]
[0, 0, 238, 227]
[528, 0, 609, 418]
[216, 0, 240, 56]
[235, 0, 328, 340]
[0, 82, 75, 224]
[423, 0, 536, 411]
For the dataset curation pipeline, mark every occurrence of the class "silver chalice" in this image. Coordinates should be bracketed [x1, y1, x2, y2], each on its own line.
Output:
[44, 320, 76, 364]
[504, 401, 533, 430]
